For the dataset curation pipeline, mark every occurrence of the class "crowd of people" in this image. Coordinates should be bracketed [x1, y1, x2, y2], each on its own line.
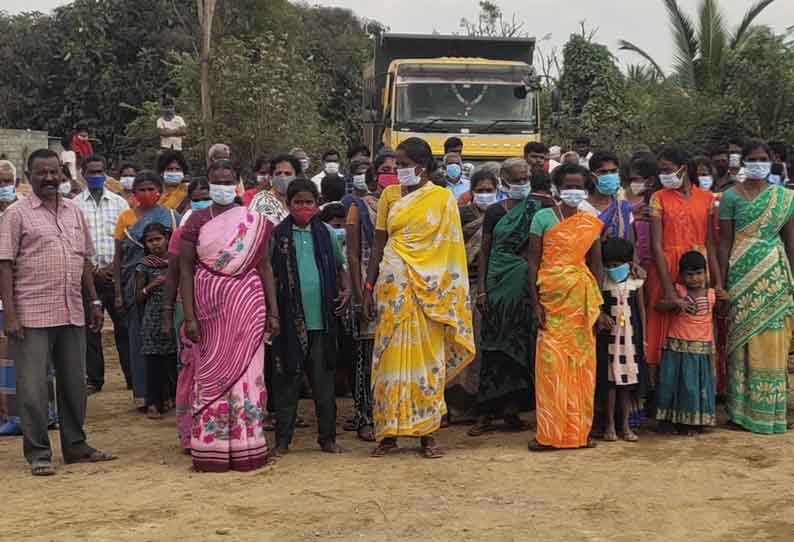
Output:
[0, 124, 793, 476]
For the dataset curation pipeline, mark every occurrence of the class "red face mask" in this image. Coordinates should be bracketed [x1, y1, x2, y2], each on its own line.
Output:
[291, 206, 317, 227]
[377, 173, 399, 188]
[137, 191, 161, 207]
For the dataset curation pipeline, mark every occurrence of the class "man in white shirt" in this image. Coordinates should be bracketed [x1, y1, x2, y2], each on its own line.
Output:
[156, 101, 187, 151]
[311, 149, 343, 191]
[75, 155, 131, 394]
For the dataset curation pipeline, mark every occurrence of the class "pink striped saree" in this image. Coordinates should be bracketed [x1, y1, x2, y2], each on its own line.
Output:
[189, 206, 272, 472]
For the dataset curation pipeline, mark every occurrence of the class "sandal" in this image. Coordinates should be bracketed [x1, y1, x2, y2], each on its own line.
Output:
[64, 450, 116, 464]
[357, 424, 375, 442]
[420, 437, 444, 459]
[342, 416, 358, 432]
[146, 406, 162, 420]
[622, 430, 639, 442]
[528, 439, 554, 452]
[603, 429, 618, 442]
[295, 417, 310, 429]
[584, 438, 598, 448]
[467, 419, 497, 437]
[371, 438, 398, 458]
[320, 441, 344, 454]
[31, 460, 56, 476]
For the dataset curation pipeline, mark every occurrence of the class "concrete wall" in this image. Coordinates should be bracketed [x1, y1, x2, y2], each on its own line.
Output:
[0, 128, 50, 179]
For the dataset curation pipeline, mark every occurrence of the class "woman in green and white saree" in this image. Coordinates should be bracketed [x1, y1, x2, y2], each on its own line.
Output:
[718, 139, 794, 434]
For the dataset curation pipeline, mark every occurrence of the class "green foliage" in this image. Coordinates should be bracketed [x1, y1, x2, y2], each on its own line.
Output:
[554, 34, 626, 149]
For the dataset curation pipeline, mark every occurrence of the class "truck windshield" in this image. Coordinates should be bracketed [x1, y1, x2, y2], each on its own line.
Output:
[395, 81, 536, 133]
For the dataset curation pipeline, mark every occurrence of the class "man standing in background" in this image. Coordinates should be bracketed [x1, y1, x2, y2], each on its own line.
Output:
[75, 155, 131, 394]
[157, 99, 187, 152]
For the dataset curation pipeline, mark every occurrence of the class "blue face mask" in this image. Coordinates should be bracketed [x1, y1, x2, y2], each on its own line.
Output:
[85, 175, 106, 190]
[606, 262, 631, 283]
[768, 174, 783, 186]
[334, 228, 346, 244]
[507, 182, 531, 200]
[191, 199, 212, 211]
[0, 185, 16, 203]
[596, 173, 621, 196]
[446, 163, 462, 181]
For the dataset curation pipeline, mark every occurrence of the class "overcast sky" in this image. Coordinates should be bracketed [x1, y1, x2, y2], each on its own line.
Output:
[5, 0, 794, 71]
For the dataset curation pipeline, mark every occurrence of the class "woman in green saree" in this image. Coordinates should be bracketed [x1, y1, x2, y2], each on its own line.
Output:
[718, 139, 794, 434]
[468, 161, 554, 436]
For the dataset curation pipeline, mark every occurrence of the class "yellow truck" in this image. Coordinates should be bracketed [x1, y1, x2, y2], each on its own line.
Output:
[363, 33, 541, 161]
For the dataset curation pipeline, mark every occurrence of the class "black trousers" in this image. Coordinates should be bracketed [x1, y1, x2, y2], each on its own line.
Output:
[86, 278, 131, 390]
[145, 353, 177, 411]
[272, 331, 336, 448]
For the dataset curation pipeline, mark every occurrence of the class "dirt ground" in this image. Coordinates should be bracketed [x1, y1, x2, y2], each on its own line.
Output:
[2, 334, 794, 542]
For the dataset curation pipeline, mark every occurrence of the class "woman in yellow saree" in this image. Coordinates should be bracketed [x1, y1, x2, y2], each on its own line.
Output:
[527, 163, 604, 451]
[363, 138, 475, 459]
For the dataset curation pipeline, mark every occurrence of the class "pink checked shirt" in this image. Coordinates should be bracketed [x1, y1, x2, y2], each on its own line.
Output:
[0, 194, 95, 328]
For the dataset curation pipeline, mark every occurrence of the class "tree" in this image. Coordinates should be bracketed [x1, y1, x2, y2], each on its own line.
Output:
[555, 33, 626, 148]
[619, 0, 780, 92]
[460, 1, 524, 38]
[196, 0, 217, 144]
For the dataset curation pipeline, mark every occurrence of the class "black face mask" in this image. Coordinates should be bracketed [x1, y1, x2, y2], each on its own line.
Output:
[716, 165, 729, 179]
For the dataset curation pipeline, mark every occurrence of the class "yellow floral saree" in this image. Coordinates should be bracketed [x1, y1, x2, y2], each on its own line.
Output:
[372, 183, 475, 441]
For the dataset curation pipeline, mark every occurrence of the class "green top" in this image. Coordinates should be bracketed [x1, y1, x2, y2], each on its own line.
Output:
[529, 207, 560, 236]
[717, 186, 742, 220]
[271, 223, 345, 331]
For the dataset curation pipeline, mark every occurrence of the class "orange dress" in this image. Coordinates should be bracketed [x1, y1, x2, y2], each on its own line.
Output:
[645, 187, 713, 366]
[534, 211, 603, 449]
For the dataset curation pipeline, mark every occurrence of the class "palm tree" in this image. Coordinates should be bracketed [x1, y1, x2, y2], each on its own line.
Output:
[619, 0, 780, 91]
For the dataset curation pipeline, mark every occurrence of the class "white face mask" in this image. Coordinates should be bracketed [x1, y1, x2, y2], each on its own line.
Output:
[352, 174, 368, 191]
[163, 171, 184, 185]
[744, 162, 772, 180]
[473, 192, 497, 210]
[659, 169, 684, 189]
[272, 174, 295, 194]
[59, 181, 72, 196]
[729, 153, 741, 169]
[256, 174, 268, 185]
[324, 162, 340, 175]
[209, 183, 236, 205]
[397, 167, 421, 187]
[698, 175, 714, 191]
[120, 176, 135, 191]
[560, 189, 587, 208]
[629, 181, 647, 195]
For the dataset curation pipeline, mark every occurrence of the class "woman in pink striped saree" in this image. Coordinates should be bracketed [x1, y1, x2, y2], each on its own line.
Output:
[180, 161, 279, 472]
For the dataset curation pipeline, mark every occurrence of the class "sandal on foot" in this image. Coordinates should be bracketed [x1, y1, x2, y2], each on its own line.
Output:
[467, 422, 497, 437]
[320, 441, 344, 454]
[603, 429, 618, 442]
[342, 417, 358, 432]
[420, 438, 443, 459]
[357, 424, 375, 442]
[622, 431, 639, 442]
[295, 417, 310, 429]
[64, 450, 116, 464]
[371, 439, 397, 458]
[146, 406, 162, 420]
[31, 460, 56, 476]
[528, 439, 554, 452]
[585, 438, 598, 448]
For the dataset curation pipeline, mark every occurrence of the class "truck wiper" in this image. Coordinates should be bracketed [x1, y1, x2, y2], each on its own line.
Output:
[419, 118, 466, 131]
[485, 119, 529, 133]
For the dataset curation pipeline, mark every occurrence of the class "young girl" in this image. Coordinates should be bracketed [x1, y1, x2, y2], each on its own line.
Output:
[596, 237, 647, 442]
[655, 251, 718, 434]
[136, 222, 177, 419]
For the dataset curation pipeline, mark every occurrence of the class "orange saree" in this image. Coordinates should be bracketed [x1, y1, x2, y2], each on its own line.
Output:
[535, 212, 603, 449]
[645, 187, 713, 366]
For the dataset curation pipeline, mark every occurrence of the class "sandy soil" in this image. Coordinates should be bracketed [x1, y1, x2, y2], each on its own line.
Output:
[2, 334, 794, 542]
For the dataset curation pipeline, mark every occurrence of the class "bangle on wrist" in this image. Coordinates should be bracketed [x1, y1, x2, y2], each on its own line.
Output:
[364, 281, 375, 293]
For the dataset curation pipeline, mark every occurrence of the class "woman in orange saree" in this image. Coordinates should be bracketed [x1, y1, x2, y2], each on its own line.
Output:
[527, 163, 604, 450]
[646, 147, 721, 376]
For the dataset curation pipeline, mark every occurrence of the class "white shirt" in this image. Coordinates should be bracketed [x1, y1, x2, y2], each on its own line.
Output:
[62, 150, 77, 180]
[157, 115, 187, 151]
[311, 171, 343, 192]
[75, 189, 130, 267]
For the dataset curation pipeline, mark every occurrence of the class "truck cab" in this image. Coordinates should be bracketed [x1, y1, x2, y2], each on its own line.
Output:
[363, 34, 540, 161]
